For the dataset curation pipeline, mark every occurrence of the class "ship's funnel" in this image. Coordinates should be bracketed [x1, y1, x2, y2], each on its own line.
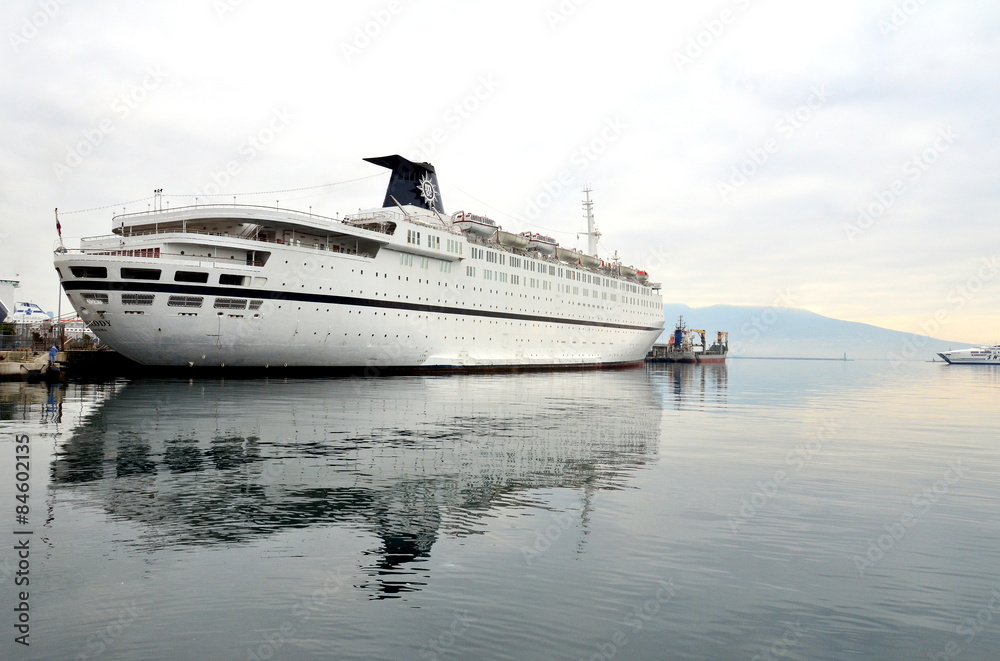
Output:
[364, 154, 445, 213]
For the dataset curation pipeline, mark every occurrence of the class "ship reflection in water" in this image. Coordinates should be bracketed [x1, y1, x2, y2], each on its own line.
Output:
[49, 369, 668, 598]
[647, 362, 728, 410]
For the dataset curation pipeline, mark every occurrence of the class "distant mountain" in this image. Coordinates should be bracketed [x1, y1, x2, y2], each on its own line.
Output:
[660, 304, 976, 361]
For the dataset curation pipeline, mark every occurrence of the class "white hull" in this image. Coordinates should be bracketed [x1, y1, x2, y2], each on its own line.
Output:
[54, 156, 663, 370]
[937, 346, 1000, 365]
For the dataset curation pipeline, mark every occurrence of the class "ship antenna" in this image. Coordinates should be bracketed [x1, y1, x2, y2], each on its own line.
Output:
[582, 187, 601, 256]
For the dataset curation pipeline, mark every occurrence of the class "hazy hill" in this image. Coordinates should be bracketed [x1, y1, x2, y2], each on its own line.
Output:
[660, 304, 976, 361]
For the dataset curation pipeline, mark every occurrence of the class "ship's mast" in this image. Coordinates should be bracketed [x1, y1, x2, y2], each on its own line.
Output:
[581, 187, 601, 256]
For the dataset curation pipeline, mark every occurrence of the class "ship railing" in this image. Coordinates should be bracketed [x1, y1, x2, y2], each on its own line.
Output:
[77, 228, 374, 256]
[63, 239, 370, 263]
[113, 202, 340, 223]
[111, 203, 398, 237]
[56, 246, 268, 267]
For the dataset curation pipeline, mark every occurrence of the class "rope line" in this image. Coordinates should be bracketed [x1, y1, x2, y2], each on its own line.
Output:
[165, 173, 384, 198]
[450, 185, 578, 237]
[60, 196, 154, 215]
[58, 173, 386, 214]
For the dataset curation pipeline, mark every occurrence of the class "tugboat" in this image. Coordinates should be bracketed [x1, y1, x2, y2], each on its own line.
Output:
[646, 316, 728, 364]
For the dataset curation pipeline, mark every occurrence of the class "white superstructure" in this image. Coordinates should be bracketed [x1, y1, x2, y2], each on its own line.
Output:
[4, 301, 51, 323]
[53, 155, 663, 370]
[937, 346, 1000, 365]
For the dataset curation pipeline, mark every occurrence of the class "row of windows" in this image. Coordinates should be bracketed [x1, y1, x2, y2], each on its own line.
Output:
[82, 293, 264, 310]
[460, 265, 657, 306]
[68, 266, 249, 286]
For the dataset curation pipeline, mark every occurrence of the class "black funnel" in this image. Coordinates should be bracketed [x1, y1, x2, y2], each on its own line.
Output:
[364, 155, 445, 213]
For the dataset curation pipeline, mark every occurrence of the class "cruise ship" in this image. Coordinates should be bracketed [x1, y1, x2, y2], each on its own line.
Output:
[53, 155, 664, 370]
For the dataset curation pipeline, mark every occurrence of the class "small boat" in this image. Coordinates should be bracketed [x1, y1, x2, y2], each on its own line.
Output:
[452, 211, 498, 238]
[522, 232, 557, 255]
[555, 246, 601, 269]
[937, 346, 1000, 365]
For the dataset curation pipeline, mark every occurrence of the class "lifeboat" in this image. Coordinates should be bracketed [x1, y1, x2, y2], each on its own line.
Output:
[452, 211, 498, 238]
[497, 230, 530, 249]
[556, 247, 601, 269]
[521, 232, 558, 256]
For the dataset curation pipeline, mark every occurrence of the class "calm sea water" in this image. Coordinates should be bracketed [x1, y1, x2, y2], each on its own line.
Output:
[2, 360, 1000, 660]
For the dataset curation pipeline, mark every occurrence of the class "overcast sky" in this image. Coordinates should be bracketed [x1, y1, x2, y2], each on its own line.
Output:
[2, 0, 998, 342]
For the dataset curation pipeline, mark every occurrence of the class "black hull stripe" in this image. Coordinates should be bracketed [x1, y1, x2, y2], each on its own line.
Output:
[62, 280, 663, 332]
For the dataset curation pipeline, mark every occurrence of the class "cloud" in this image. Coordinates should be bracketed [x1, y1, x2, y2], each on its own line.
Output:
[2, 0, 999, 341]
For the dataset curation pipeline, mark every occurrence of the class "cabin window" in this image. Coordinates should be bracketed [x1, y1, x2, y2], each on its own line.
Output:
[122, 294, 154, 306]
[219, 274, 248, 286]
[70, 266, 107, 279]
[121, 268, 161, 280]
[175, 271, 209, 283]
[168, 296, 203, 308]
[83, 293, 109, 305]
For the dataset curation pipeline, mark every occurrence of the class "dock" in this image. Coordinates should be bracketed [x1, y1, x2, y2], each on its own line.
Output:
[0, 349, 140, 381]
